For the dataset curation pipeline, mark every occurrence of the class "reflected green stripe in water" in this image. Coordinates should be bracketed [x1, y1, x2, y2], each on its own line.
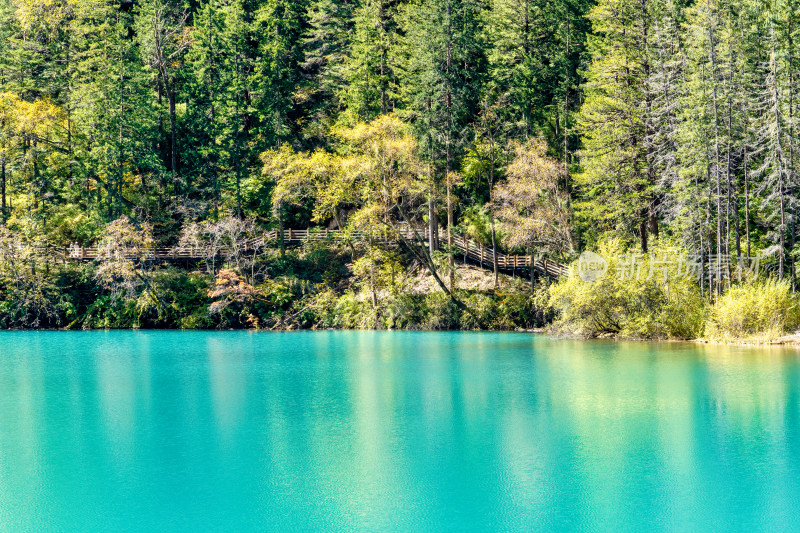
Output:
[0, 331, 798, 531]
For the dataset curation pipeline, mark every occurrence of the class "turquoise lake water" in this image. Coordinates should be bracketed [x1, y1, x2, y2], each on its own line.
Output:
[0, 331, 799, 531]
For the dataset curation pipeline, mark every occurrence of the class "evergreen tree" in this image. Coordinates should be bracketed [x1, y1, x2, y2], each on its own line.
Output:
[70, 0, 158, 219]
[136, 0, 191, 194]
[300, 0, 356, 139]
[342, 0, 401, 121]
[401, 0, 486, 253]
[483, 0, 590, 157]
[575, 0, 658, 251]
[253, 0, 308, 147]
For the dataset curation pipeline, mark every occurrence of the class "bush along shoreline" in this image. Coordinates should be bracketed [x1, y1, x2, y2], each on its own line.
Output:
[0, 219, 555, 332]
[1, 218, 797, 341]
[546, 238, 800, 344]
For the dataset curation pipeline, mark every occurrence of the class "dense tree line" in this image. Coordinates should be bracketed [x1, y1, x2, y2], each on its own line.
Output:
[2, 0, 800, 331]
[0, 0, 585, 242]
[577, 0, 800, 293]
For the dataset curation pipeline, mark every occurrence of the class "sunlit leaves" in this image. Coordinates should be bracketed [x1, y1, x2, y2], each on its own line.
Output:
[263, 114, 425, 230]
[494, 137, 572, 255]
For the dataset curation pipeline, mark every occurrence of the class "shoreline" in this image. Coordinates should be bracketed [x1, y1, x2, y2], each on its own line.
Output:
[4, 326, 800, 348]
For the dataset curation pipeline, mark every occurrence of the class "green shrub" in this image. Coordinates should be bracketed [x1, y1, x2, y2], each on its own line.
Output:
[307, 288, 339, 328]
[383, 293, 427, 329]
[79, 293, 139, 329]
[493, 281, 554, 329]
[460, 293, 498, 329]
[422, 292, 461, 330]
[705, 279, 799, 341]
[157, 271, 213, 329]
[331, 291, 375, 329]
[548, 238, 707, 339]
[306, 289, 376, 329]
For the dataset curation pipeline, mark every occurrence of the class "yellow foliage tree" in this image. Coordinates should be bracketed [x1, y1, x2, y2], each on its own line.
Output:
[493, 137, 573, 287]
[261, 114, 464, 307]
[0, 92, 70, 216]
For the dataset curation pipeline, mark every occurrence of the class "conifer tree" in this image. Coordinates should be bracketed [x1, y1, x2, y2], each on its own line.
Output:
[342, 0, 400, 120]
[253, 0, 308, 147]
[137, 0, 190, 194]
[401, 0, 486, 255]
[301, 0, 356, 138]
[70, 0, 157, 218]
[575, 0, 658, 251]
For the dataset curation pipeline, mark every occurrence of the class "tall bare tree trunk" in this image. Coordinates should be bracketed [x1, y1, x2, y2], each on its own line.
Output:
[709, 20, 724, 291]
[489, 147, 499, 287]
[428, 194, 437, 255]
[169, 90, 178, 195]
[447, 177, 455, 291]
[744, 144, 751, 259]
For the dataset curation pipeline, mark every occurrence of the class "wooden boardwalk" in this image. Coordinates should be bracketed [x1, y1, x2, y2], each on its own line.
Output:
[67, 227, 568, 279]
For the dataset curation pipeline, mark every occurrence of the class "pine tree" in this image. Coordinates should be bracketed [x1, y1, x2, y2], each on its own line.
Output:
[483, 0, 589, 154]
[300, 0, 356, 139]
[136, 0, 191, 194]
[776, 0, 800, 285]
[575, 0, 658, 252]
[400, 0, 486, 255]
[72, 0, 158, 218]
[342, 0, 400, 121]
[253, 0, 308, 147]
[756, 18, 790, 278]
[185, 0, 236, 216]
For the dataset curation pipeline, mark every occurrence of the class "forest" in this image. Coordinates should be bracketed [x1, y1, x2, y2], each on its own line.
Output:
[0, 0, 799, 339]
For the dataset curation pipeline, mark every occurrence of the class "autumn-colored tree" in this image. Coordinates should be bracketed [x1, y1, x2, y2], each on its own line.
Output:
[494, 137, 572, 285]
[208, 268, 265, 323]
[95, 216, 156, 299]
[262, 114, 464, 305]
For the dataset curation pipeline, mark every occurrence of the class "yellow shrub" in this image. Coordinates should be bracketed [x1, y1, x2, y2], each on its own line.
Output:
[548, 238, 707, 339]
[705, 279, 799, 341]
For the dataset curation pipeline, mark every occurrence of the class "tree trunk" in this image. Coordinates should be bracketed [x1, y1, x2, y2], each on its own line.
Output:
[278, 203, 285, 258]
[119, 64, 125, 219]
[428, 194, 438, 255]
[648, 197, 659, 239]
[530, 250, 536, 291]
[640, 212, 648, 254]
[779, 170, 786, 279]
[489, 147, 499, 287]
[235, 143, 242, 218]
[394, 203, 468, 312]
[211, 102, 219, 219]
[157, 78, 165, 187]
[1, 160, 6, 222]
[744, 144, 751, 259]
[169, 90, 178, 195]
[640, 0, 657, 248]
[790, 46, 797, 289]
[379, 0, 387, 114]
[369, 240, 378, 326]
[447, 178, 455, 291]
[771, 28, 786, 279]
[709, 17, 724, 291]
[697, 173, 705, 298]
[726, 92, 734, 273]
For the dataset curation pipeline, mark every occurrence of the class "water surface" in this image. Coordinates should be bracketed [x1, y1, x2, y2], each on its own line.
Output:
[1, 331, 798, 531]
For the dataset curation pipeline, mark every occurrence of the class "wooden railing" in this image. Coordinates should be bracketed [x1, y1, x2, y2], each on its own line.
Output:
[67, 227, 568, 278]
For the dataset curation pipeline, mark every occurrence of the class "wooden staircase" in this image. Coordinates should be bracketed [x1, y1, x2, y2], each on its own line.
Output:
[67, 227, 569, 279]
